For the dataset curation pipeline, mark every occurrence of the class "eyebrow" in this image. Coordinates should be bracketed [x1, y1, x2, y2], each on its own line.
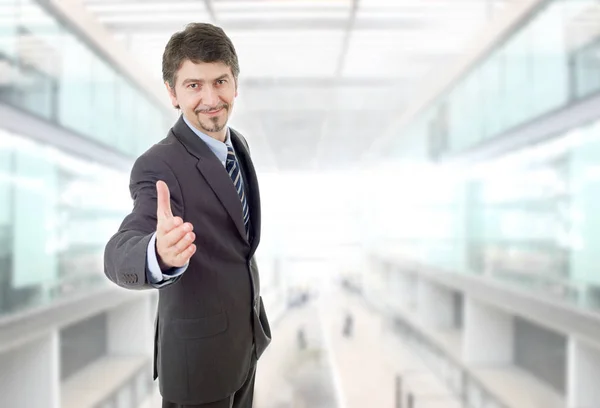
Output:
[181, 74, 230, 86]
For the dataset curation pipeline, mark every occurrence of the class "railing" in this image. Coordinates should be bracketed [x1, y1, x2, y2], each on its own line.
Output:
[0, 238, 109, 318]
[390, 313, 509, 408]
[92, 360, 154, 408]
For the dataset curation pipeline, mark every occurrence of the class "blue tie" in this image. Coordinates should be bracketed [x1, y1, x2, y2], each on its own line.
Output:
[225, 145, 250, 235]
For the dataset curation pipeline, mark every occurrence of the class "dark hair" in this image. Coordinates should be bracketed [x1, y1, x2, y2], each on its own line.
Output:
[162, 22, 240, 89]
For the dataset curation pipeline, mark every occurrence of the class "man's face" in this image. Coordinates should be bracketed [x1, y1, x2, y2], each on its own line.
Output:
[166, 60, 237, 141]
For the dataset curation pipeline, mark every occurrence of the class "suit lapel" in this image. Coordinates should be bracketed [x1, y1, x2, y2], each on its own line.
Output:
[230, 129, 261, 252]
[171, 116, 247, 241]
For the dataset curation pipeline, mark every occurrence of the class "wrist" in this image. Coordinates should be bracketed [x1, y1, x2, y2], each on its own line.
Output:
[155, 241, 172, 271]
[158, 257, 171, 272]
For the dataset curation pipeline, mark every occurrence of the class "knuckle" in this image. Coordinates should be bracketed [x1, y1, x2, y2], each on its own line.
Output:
[172, 231, 184, 245]
[158, 220, 170, 234]
[169, 219, 180, 232]
[167, 226, 180, 240]
[174, 241, 185, 253]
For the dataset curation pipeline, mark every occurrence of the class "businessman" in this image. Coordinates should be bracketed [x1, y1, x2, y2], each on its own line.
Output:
[104, 23, 271, 408]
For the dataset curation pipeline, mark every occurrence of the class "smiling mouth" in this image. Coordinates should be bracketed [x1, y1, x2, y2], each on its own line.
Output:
[199, 107, 223, 116]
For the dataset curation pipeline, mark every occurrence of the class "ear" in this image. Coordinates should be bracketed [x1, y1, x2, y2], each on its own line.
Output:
[165, 81, 179, 109]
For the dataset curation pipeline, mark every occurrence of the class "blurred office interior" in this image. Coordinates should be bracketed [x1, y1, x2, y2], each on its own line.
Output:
[1, 0, 600, 407]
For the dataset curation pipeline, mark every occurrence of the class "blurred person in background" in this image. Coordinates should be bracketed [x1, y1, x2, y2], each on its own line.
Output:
[104, 22, 271, 408]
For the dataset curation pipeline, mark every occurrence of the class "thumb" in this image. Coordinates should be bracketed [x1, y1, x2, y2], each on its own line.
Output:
[156, 180, 173, 221]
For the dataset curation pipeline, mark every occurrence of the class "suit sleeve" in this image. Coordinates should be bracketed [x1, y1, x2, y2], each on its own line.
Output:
[104, 153, 185, 290]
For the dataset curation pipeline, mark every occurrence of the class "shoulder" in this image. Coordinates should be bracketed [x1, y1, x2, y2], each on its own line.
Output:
[131, 132, 182, 176]
[230, 127, 251, 153]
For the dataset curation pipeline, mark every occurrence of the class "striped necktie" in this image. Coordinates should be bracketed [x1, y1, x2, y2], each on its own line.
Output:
[225, 144, 250, 234]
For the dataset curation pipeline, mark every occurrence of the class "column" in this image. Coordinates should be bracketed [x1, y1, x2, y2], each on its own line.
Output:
[107, 296, 154, 356]
[462, 297, 514, 364]
[0, 331, 60, 408]
[567, 337, 600, 408]
[417, 279, 455, 329]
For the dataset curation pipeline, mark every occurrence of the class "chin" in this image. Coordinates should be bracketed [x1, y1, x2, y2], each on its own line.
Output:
[202, 122, 226, 134]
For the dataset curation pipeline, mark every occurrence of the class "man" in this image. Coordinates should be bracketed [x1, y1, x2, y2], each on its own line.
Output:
[104, 22, 271, 408]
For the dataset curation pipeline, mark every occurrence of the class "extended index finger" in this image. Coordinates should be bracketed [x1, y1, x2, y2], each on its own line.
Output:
[156, 180, 173, 221]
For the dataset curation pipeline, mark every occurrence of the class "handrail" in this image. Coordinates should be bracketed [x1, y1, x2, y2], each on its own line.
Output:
[362, 292, 511, 408]
[92, 360, 154, 408]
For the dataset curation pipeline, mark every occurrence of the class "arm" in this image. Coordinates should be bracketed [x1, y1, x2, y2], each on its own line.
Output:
[104, 153, 186, 290]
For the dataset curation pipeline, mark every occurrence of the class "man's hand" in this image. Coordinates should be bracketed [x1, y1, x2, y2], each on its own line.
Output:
[155, 180, 196, 269]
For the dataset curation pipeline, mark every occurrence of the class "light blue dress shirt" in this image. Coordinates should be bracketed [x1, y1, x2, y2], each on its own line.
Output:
[146, 115, 239, 288]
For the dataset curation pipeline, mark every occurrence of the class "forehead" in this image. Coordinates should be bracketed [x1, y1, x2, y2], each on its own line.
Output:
[175, 60, 233, 84]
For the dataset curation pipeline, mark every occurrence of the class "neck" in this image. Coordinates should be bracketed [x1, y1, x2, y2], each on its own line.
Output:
[208, 129, 227, 143]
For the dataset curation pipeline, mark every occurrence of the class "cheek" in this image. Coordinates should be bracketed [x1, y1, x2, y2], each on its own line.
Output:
[181, 93, 202, 111]
[224, 89, 236, 104]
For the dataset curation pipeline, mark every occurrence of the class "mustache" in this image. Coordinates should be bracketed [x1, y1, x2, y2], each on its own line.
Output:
[195, 104, 228, 114]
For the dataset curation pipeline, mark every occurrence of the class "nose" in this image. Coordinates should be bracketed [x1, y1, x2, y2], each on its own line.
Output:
[200, 86, 218, 107]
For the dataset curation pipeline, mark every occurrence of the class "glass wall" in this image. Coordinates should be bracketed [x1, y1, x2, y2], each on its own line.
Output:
[572, 36, 600, 99]
[0, 0, 176, 318]
[374, 0, 600, 312]
[372, 116, 600, 312]
[392, 0, 600, 160]
[0, 0, 173, 158]
[466, 148, 571, 298]
[0, 128, 131, 317]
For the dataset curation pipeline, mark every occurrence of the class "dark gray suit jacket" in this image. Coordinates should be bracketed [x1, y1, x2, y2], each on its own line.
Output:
[103, 116, 272, 405]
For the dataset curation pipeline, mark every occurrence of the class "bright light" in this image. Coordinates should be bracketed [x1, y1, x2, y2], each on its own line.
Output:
[88, 2, 208, 14]
[218, 11, 350, 20]
[215, 0, 351, 11]
[97, 13, 211, 23]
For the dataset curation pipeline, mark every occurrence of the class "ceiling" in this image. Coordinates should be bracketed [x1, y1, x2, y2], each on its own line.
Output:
[80, 0, 518, 172]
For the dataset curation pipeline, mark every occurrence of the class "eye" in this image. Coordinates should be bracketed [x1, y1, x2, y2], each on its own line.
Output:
[216, 79, 227, 85]
[188, 83, 198, 89]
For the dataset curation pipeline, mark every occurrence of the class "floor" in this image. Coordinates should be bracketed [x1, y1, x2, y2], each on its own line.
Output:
[137, 283, 460, 408]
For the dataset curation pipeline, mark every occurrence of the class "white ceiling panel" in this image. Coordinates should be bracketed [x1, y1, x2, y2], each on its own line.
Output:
[342, 29, 473, 78]
[359, 0, 485, 9]
[237, 86, 335, 111]
[214, 0, 351, 30]
[87, 2, 208, 14]
[330, 83, 412, 110]
[227, 30, 345, 78]
[218, 10, 350, 21]
[79, 0, 525, 171]
[96, 13, 210, 24]
[213, 0, 352, 12]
